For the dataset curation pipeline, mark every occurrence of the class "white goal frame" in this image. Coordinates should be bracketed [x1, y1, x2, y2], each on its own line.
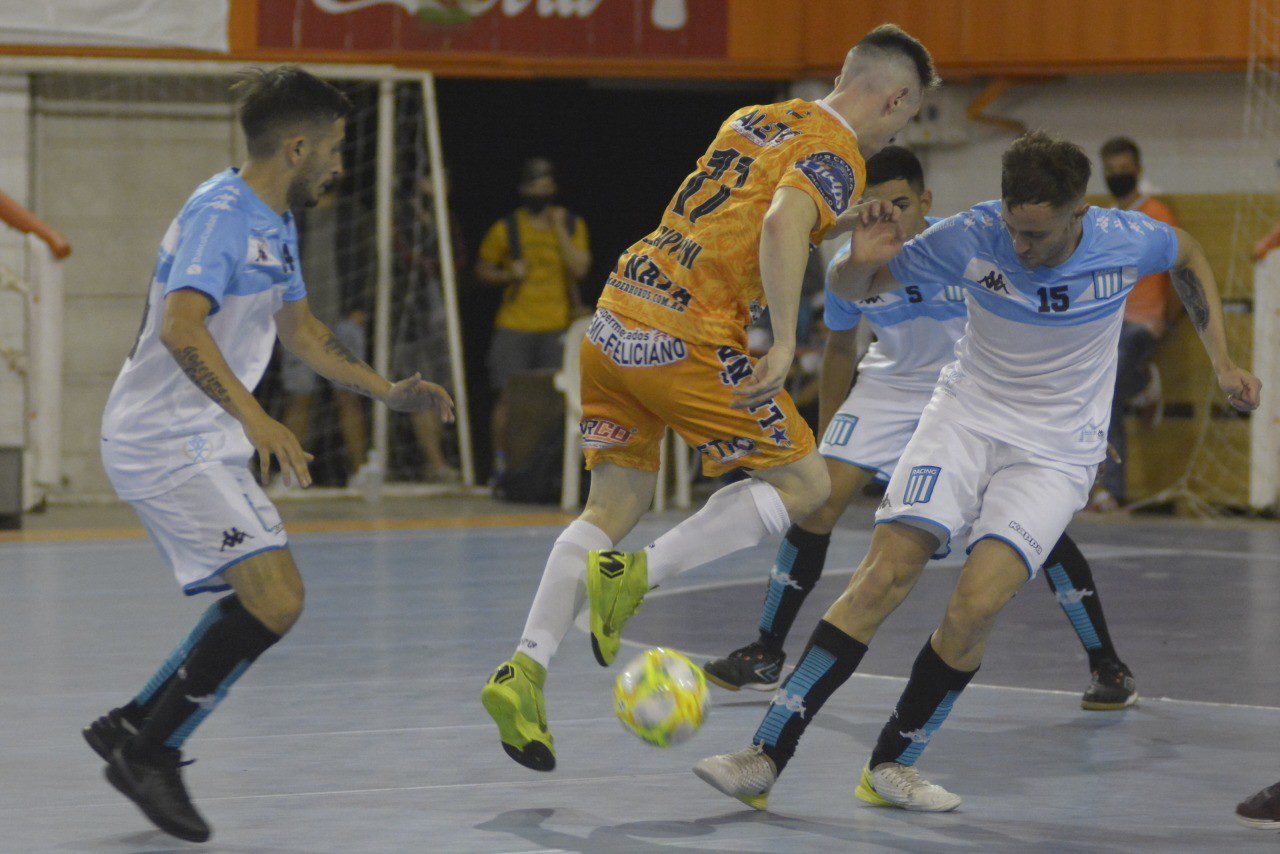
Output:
[0, 55, 476, 501]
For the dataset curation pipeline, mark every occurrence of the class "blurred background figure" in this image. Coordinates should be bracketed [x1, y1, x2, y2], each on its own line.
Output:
[474, 157, 590, 485]
[393, 172, 465, 483]
[1092, 136, 1180, 510]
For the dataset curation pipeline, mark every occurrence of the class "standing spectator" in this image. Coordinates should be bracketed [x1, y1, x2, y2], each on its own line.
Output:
[1092, 136, 1180, 510]
[393, 173, 465, 482]
[475, 157, 591, 483]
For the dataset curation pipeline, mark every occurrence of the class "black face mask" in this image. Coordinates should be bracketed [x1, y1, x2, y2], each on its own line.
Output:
[1106, 173, 1138, 198]
[522, 194, 553, 214]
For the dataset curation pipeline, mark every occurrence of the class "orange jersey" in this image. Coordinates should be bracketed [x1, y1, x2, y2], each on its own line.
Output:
[597, 99, 866, 348]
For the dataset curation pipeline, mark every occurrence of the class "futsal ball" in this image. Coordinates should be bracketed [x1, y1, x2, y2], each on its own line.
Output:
[614, 648, 709, 747]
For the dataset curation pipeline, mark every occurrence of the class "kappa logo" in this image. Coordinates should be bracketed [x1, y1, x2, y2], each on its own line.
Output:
[978, 270, 1010, 294]
[770, 689, 808, 717]
[1007, 520, 1044, 555]
[900, 727, 931, 744]
[1055, 587, 1095, 607]
[184, 692, 220, 712]
[220, 527, 254, 551]
[597, 551, 627, 580]
[769, 566, 804, 591]
[580, 418, 636, 449]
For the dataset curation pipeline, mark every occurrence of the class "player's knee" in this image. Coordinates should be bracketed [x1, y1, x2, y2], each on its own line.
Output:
[848, 557, 915, 612]
[247, 576, 306, 636]
[941, 583, 1004, 637]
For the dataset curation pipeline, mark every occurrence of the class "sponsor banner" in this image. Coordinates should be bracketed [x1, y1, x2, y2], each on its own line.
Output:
[0, 1, 228, 51]
[257, 0, 728, 59]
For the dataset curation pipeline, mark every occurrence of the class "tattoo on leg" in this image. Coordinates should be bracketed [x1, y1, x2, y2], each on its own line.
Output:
[172, 346, 233, 410]
[1171, 266, 1210, 331]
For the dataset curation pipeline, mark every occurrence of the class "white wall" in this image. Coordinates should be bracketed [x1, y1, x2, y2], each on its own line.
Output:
[0, 74, 30, 456]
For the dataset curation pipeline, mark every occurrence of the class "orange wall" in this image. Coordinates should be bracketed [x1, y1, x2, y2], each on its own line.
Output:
[0, 0, 1254, 80]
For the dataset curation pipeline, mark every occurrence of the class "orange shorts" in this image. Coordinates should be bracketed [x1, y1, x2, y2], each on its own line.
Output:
[578, 309, 814, 476]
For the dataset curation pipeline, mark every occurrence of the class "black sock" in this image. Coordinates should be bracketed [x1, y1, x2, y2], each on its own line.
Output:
[130, 595, 281, 756]
[753, 620, 866, 774]
[1042, 532, 1120, 669]
[869, 636, 977, 768]
[757, 525, 831, 652]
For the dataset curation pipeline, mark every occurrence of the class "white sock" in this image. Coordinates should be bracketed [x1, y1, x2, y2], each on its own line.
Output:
[645, 479, 790, 587]
[517, 519, 613, 669]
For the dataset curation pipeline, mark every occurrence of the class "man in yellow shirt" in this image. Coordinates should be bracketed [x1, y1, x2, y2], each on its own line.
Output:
[476, 157, 591, 481]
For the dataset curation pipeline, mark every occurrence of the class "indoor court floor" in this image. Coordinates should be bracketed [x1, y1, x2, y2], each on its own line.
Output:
[3, 500, 1279, 852]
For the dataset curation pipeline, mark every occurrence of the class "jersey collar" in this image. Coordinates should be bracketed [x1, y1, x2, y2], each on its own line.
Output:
[816, 99, 858, 139]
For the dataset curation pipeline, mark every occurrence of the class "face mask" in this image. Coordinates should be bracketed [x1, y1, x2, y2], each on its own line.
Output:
[1106, 173, 1137, 198]
[522, 194, 553, 214]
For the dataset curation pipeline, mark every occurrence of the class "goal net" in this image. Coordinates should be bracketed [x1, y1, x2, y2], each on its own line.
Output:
[7, 59, 474, 503]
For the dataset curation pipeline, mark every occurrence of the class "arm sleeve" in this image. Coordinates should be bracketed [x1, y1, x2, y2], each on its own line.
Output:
[478, 220, 509, 266]
[163, 204, 247, 314]
[822, 248, 862, 331]
[887, 215, 975, 288]
[776, 142, 860, 237]
[1120, 211, 1180, 277]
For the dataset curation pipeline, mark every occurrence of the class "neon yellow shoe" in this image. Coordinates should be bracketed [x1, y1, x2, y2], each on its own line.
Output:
[855, 762, 962, 812]
[586, 549, 649, 667]
[481, 653, 555, 771]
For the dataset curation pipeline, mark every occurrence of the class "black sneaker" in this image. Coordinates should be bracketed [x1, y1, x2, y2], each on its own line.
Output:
[1081, 658, 1137, 711]
[1237, 780, 1280, 829]
[83, 708, 138, 763]
[105, 743, 211, 843]
[704, 642, 785, 692]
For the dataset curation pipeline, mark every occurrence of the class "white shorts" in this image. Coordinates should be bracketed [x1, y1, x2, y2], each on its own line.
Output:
[873, 402, 1097, 577]
[127, 463, 288, 596]
[818, 379, 933, 483]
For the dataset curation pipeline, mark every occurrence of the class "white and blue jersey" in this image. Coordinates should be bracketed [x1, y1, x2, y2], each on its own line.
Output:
[102, 168, 306, 499]
[825, 217, 968, 394]
[887, 201, 1178, 466]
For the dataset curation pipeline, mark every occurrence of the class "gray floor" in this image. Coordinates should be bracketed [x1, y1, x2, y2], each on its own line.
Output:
[3, 509, 1280, 852]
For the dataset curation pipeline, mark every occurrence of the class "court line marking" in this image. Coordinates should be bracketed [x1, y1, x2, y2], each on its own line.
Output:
[596, 569, 1280, 714]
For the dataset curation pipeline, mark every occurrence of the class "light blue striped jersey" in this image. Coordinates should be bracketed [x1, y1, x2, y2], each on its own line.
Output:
[886, 200, 1179, 464]
[825, 216, 968, 393]
[102, 169, 307, 499]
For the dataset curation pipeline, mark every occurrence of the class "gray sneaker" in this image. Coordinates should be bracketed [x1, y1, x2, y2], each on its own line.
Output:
[693, 744, 777, 811]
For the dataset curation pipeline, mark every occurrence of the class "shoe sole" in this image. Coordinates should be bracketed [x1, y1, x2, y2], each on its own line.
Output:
[855, 766, 961, 812]
[692, 763, 769, 811]
[1236, 814, 1280, 830]
[103, 760, 212, 843]
[82, 726, 116, 763]
[480, 682, 555, 772]
[703, 671, 781, 693]
[1081, 692, 1139, 711]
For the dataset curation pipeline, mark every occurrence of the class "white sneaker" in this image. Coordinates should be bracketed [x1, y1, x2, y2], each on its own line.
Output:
[693, 744, 776, 811]
[855, 761, 961, 812]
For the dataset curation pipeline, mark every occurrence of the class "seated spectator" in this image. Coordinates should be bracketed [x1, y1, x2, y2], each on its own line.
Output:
[1092, 136, 1180, 510]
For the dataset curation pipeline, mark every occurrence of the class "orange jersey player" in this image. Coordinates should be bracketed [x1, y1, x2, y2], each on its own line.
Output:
[482, 24, 939, 773]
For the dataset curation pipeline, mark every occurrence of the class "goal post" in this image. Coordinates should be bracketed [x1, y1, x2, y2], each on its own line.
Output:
[0, 55, 476, 502]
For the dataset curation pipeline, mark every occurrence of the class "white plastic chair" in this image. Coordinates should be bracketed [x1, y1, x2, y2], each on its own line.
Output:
[557, 316, 691, 512]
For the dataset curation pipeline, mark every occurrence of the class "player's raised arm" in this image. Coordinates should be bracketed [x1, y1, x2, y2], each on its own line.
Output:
[1169, 227, 1261, 411]
[160, 288, 315, 487]
[732, 186, 819, 409]
[826, 199, 904, 302]
[275, 298, 454, 420]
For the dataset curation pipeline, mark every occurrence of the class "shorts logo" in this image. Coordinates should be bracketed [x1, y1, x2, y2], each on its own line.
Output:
[184, 435, 211, 464]
[903, 465, 941, 506]
[716, 346, 754, 387]
[587, 310, 687, 367]
[696, 436, 757, 465]
[795, 151, 856, 214]
[822, 414, 858, 447]
[1008, 520, 1044, 555]
[220, 527, 254, 551]
[580, 418, 636, 449]
[1091, 268, 1124, 301]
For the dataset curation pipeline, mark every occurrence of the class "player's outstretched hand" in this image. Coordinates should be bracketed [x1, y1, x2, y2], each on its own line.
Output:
[731, 345, 792, 410]
[245, 414, 314, 488]
[385, 372, 456, 422]
[849, 198, 905, 268]
[1218, 364, 1262, 412]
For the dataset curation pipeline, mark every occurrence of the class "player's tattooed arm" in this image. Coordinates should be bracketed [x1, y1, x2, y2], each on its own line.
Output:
[1170, 265, 1210, 332]
[171, 346, 234, 410]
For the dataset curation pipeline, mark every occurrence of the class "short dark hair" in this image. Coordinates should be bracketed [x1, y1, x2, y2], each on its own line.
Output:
[866, 145, 925, 193]
[231, 66, 352, 159]
[1099, 136, 1141, 165]
[1001, 131, 1091, 209]
[858, 24, 940, 90]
